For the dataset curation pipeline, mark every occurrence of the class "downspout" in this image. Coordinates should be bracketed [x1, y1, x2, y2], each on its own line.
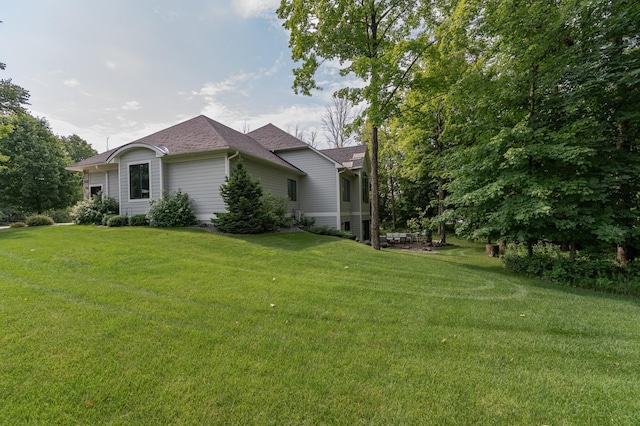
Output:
[104, 171, 109, 198]
[336, 168, 346, 230]
[226, 151, 240, 177]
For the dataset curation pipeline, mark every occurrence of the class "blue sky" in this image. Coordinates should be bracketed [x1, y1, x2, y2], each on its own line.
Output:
[2, 0, 350, 152]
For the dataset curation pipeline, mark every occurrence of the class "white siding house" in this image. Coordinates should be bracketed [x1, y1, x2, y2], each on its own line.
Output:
[68, 115, 371, 240]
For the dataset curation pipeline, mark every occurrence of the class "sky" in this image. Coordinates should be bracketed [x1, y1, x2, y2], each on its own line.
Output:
[2, 0, 354, 153]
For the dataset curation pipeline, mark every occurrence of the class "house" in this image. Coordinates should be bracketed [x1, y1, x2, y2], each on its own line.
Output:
[68, 115, 371, 241]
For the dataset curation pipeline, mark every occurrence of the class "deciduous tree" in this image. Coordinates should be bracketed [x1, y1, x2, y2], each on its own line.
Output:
[277, 0, 432, 249]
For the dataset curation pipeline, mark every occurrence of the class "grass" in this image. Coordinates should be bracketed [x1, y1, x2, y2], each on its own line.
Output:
[1, 225, 639, 425]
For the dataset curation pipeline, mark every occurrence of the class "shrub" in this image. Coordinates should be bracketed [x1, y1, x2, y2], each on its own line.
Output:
[9, 221, 26, 228]
[503, 242, 640, 297]
[44, 208, 72, 224]
[107, 215, 129, 227]
[306, 225, 354, 239]
[0, 205, 27, 224]
[295, 215, 316, 229]
[212, 161, 270, 234]
[26, 215, 55, 227]
[70, 193, 119, 225]
[262, 192, 292, 231]
[101, 214, 117, 226]
[148, 190, 197, 227]
[129, 214, 149, 226]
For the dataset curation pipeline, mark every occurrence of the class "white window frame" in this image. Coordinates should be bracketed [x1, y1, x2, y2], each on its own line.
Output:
[128, 161, 151, 202]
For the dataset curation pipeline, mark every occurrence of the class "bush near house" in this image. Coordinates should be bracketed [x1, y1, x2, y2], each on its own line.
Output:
[70, 193, 119, 225]
[147, 190, 197, 228]
[213, 161, 289, 234]
[129, 214, 149, 226]
[106, 215, 129, 228]
[26, 215, 54, 227]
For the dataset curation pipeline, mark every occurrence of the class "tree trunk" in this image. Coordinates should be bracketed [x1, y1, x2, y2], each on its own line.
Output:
[370, 125, 380, 250]
[389, 175, 396, 230]
[438, 177, 446, 243]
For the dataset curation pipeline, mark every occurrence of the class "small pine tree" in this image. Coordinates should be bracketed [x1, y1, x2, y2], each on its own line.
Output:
[212, 161, 270, 234]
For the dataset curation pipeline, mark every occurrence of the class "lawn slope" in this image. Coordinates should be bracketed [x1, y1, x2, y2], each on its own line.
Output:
[1, 226, 639, 424]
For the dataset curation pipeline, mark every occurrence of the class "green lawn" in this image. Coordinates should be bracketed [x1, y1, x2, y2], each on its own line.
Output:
[1, 226, 639, 425]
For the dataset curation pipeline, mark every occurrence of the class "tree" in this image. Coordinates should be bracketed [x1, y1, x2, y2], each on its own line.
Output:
[59, 134, 97, 163]
[277, 0, 432, 249]
[212, 161, 270, 234]
[437, 0, 640, 261]
[0, 114, 78, 213]
[0, 78, 30, 115]
[322, 93, 358, 148]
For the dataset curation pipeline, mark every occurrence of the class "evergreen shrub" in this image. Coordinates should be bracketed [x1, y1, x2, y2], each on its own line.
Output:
[26, 215, 55, 226]
[147, 190, 197, 227]
[212, 161, 288, 234]
[9, 221, 26, 228]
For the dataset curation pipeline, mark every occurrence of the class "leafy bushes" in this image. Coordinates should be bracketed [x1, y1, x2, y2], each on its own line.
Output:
[106, 215, 129, 227]
[306, 225, 354, 239]
[44, 208, 72, 224]
[71, 193, 119, 225]
[9, 221, 26, 228]
[26, 215, 55, 227]
[129, 214, 149, 226]
[503, 243, 640, 297]
[147, 190, 197, 227]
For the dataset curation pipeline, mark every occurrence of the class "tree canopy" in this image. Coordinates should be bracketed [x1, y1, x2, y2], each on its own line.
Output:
[278, 0, 433, 249]
[0, 114, 79, 213]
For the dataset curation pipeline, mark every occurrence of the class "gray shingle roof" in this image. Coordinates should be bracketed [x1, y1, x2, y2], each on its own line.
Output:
[70, 115, 301, 172]
[247, 124, 308, 150]
[320, 145, 368, 169]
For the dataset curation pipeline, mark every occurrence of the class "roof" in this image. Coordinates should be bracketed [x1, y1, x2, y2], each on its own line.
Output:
[321, 145, 368, 170]
[248, 124, 308, 150]
[69, 115, 301, 172]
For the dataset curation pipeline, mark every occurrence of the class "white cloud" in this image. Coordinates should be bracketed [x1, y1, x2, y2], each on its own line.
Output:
[64, 78, 80, 88]
[233, 0, 280, 18]
[122, 101, 142, 111]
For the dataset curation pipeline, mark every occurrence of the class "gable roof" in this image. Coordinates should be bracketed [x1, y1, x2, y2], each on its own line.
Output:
[321, 145, 368, 170]
[69, 115, 301, 172]
[247, 124, 308, 150]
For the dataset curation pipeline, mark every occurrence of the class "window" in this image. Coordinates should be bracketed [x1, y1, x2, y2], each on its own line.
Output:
[343, 221, 351, 232]
[129, 163, 150, 199]
[287, 179, 297, 201]
[362, 173, 370, 204]
[342, 178, 351, 202]
[90, 185, 102, 198]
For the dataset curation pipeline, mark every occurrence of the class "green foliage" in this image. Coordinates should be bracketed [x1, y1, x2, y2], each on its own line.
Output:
[9, 221, 26, 228]
[262, 192, 292, 231]
[70, 193, 119, 225]
[503, 243, 640, 297]
[147, 190, 197, 228]
[106, 215, 129, 228]
[0, 114, 79, 213]
[129, 214, 149, 227]
[306, 225, 354, 239]
[58, 134, 97, 163]
[295, 215, 316, 229]
[0, 78, 30, 115]
[43, 208, 72, 224]
[26, 214, 54, 227]
[101, 214, 117, 226]
[0, 204, 26, 224]
[212, 161, 280, 234]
